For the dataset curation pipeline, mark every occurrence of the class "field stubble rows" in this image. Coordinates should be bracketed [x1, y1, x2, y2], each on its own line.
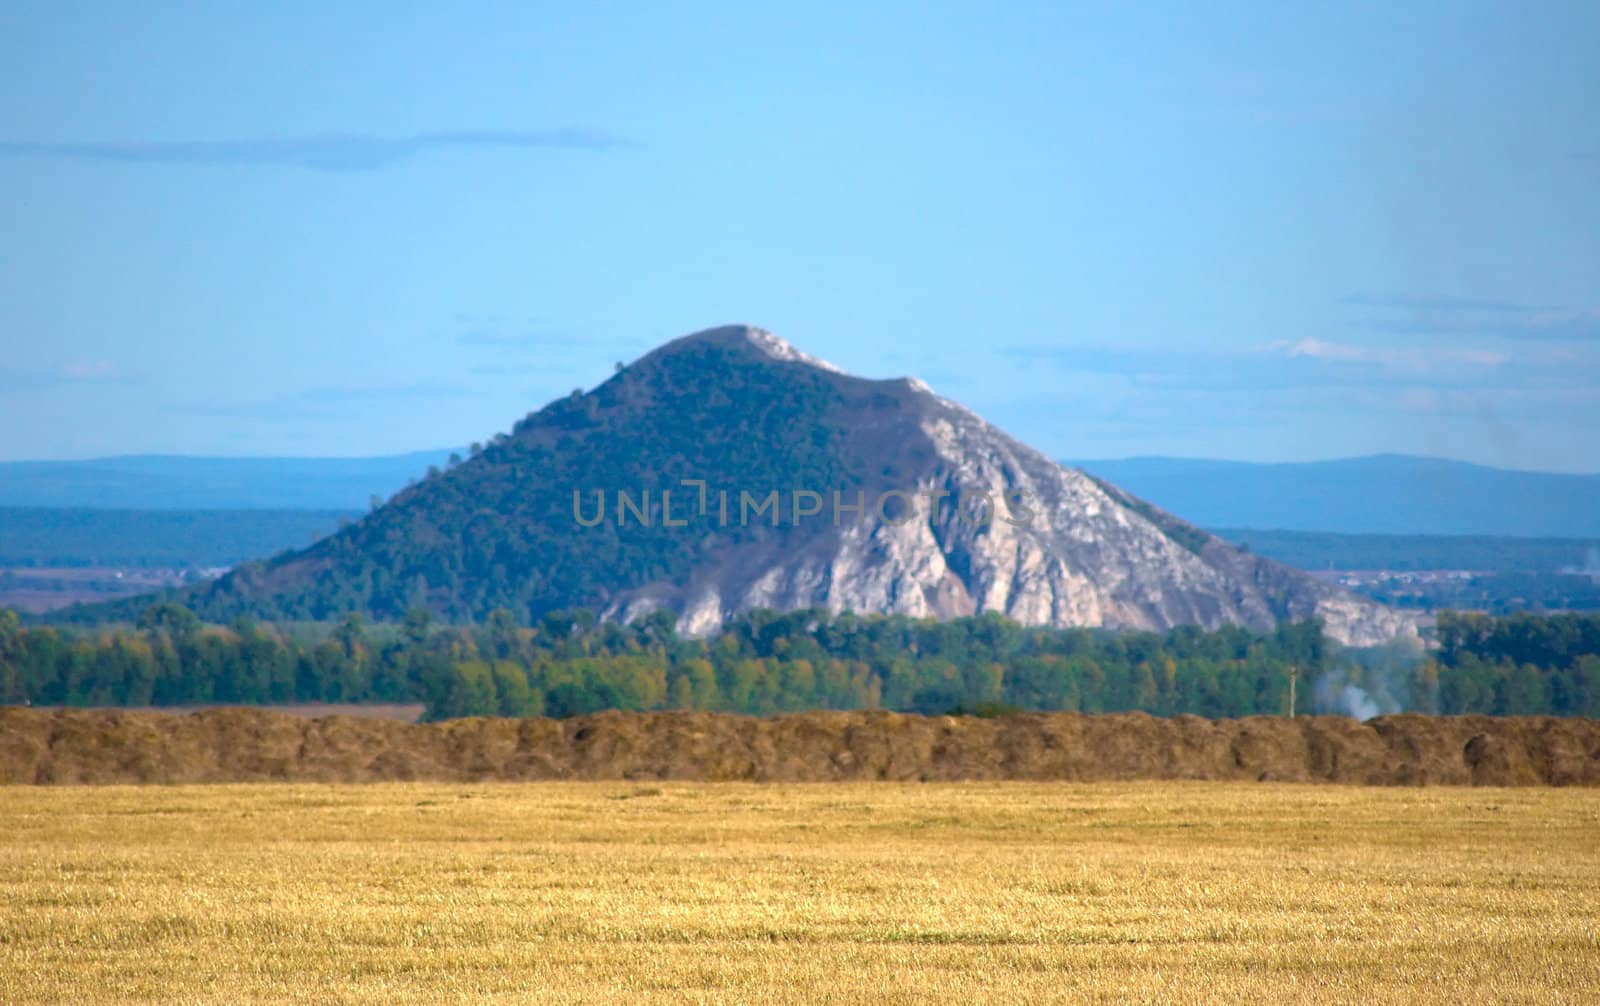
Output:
[1, 782, 1597, 1003]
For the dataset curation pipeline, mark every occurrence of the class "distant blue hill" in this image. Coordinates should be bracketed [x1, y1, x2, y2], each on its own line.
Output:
[3, 450, 1595, 538]
[1067, 454, 1600, 538]
[0, 451, 458, 510]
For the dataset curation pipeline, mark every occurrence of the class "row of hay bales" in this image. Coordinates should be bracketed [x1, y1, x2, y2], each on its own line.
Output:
[1, 707, 1597, 785]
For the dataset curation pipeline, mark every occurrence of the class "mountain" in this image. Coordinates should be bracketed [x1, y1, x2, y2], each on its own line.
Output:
[1068, 456, 1600, 538]
[109, 325, 1413, 645]
[0, 451, 456, 509]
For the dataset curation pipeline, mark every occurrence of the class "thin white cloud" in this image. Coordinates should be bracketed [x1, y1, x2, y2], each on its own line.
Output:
[1263, 338, 1508, 370]
[60, 358, 128, 382]
[1344, 293, 1600, 342]
[1274, 337, 1377, 363]
[0, 128, 628, 173]
[0, 359, 140, 392]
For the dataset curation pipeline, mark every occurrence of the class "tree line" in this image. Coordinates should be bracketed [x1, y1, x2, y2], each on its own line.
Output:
[1421, 611, 1600, 715]
[2, 606, 1597, 720]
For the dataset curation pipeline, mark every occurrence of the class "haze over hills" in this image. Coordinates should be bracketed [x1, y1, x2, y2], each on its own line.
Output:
[0, 451, 456, 510]
[1069, 456, 1600, 538]
[71, 325, 1414, 646]
[5, 450, 1594, 540]
[0, 508, 354, 569]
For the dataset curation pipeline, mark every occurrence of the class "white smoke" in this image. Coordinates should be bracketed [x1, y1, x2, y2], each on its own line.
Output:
[1314, 671, 1383, 720]
[1562, 545, 1600, 583]
[1313, 637, 1427, 720]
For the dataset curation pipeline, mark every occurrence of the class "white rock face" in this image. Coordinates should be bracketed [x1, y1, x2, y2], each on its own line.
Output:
[602, 325, 1416, 648]
[743, 326, 848, 374]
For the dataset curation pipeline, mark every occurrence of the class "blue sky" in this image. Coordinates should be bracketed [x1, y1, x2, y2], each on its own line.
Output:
[2, 2, 1596, 471]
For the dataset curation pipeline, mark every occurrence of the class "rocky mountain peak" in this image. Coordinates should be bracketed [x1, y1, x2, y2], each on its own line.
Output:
[644, 324, 848, 376]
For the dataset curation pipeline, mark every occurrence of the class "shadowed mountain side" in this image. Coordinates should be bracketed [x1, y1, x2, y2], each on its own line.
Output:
[3, 707, 1596, 786]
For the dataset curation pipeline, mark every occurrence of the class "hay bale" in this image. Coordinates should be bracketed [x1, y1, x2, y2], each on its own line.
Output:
[1, 707, 1597, 786]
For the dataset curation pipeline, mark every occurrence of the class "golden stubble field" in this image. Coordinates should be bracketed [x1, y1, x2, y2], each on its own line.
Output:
[1, 782, 1597, 1004]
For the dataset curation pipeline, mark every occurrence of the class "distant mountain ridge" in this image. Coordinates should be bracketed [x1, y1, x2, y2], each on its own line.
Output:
[72, 325, 1412, 646]
[1067, 455, 1600, 538]
[5, 449, 1590, 540]
[0, 451, 456, 510]
[0, 508, 357, 568]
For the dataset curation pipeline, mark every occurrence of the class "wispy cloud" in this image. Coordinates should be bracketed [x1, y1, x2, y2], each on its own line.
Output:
[999, 333, 1591, 395]
[0, 358, 140, 392]
[1267, 337, 1509, 369]
[1344, 293, 1600, 341]
[999, 343, 1347, 391]
[452, 315, 645, 357]
[469, 362, 575, 376]
[289, 382, 467, 404]
[181, 381, 467, 419]
[1342, 294, 1540, 314]
[1334, 384, 1600, 423]
[0, 128, 627, 172]
[998, 345, 1187, 378]
[62, 357, 134, 382]
[457, 330, 583, 350]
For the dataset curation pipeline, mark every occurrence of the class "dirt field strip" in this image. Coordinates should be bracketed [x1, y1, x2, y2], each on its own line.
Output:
[4, 707, 1600, 785]
[1, 782, 1597, 1003]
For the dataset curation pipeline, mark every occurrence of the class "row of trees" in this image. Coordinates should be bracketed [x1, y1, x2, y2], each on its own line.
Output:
[1423, 611, 1600, 715]
[3, 606, 1598, 720]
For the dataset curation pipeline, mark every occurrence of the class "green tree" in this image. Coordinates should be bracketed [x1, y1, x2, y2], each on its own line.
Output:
[434, 661, 499, 718]
[403, 607, 433, 646]
[0, 609, 21, 702]
[682, 658, 721, 710]
[137, 603, 200, 645]
[491, 661, 535, 716]
[668, 672, 694, 710]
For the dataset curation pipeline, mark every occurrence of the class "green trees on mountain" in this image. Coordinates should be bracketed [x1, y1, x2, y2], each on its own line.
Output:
[113, 339, 858, 626]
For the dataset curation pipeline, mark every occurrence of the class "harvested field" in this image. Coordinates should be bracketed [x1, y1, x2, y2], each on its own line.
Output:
[2, 706, 1598, 785]
[1, 782, 1597, 1003]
